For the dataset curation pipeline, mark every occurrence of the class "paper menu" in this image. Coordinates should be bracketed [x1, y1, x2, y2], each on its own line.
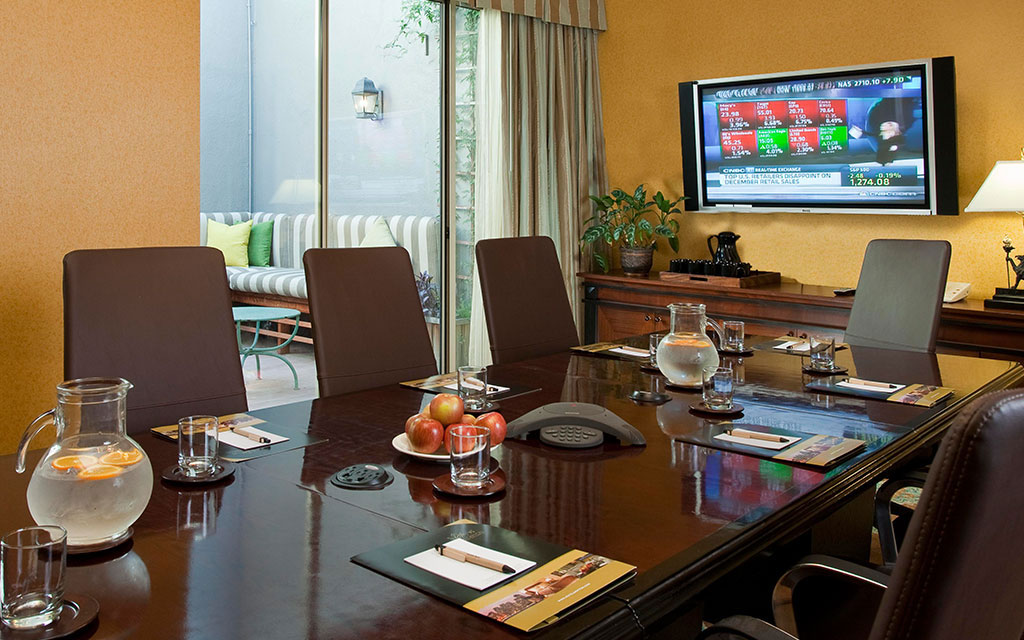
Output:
[218, 427, 289, 451]
[404, 538, 536, 591]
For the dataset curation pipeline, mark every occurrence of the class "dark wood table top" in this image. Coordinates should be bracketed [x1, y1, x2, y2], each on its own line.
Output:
[2, 339, 1020, 639]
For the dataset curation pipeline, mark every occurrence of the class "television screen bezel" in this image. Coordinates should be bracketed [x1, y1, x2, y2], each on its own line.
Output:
[679, 57, 957, 216]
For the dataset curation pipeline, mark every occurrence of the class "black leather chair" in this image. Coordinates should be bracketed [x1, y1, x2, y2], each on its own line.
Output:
[698, 389, 1024, 640]
[303, 247, 438, 397]
[64, 247, 248, 433]
[844, 239, 951, 353]
[475, 236, 580, 364]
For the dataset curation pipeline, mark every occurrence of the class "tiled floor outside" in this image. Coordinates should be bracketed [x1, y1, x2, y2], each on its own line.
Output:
[239, 338, 319, 411]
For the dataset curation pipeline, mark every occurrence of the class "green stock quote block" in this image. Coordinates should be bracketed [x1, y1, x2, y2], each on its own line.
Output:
[757, 128, 788, 158]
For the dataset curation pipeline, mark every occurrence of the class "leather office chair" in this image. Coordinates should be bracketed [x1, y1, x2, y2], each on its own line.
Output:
[698, 389, 1024, 640]
[63, 247, 248, 433]
[844, 239, 951, 353]
[303, 247, 437, 397]
[475, 236, 580, 364]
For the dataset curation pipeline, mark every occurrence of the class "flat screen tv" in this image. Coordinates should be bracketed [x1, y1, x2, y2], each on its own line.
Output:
[679, 57, 957, 215]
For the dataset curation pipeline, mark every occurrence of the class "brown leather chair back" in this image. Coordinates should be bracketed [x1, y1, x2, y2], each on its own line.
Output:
[63, 247, 247, 433]
[869, 389, 1024, 640]
[846, 239, 951, 353]
[475, 236, 579, 364]
[303, 247, 437, 397]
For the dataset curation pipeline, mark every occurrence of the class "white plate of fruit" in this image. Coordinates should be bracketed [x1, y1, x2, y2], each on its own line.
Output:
[396, 393, 507, 462]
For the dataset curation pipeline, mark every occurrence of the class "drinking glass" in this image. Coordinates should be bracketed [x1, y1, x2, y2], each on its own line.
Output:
[702, 367, 735, 410]
[723, 321, 745, 351]
[448, 425, 491, 489]
[457, 365, 490, 412]
[178, 416, 219, 477]
[809, 335, 837, 371]
[648, 332, 666, 366]
[1, 526, 67, 630]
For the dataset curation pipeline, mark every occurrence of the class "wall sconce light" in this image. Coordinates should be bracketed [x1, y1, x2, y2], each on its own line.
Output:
[352, 77, 383, 121]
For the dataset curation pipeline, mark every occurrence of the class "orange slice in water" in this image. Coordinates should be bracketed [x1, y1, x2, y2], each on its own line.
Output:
[100, 449, 143, 466]
[51, 455, 98, 471]
[78, 464, 123, 481]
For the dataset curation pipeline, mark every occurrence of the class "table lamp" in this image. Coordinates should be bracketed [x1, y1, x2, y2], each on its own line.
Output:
[965, 151, 1024, 309]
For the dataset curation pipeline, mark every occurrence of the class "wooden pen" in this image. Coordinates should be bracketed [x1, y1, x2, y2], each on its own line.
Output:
[847, 378, 899, 389]
[435, 544, 514, 574]
[231, 427, 270, 444]
[728, 428, 788, 443]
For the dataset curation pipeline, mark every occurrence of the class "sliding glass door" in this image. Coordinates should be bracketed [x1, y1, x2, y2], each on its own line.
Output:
[201, 0, 482, 372]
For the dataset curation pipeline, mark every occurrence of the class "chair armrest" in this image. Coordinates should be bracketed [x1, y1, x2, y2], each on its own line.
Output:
[874, 470, 928, 565]
[697, 615, 798, 640]
[772, 555, 889, 637]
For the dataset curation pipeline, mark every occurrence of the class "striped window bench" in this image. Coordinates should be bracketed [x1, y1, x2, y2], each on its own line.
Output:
[200, 211, 440, 346]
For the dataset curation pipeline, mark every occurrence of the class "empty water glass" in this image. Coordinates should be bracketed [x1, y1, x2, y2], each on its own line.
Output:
[723, 321, 745, 351]
[1, 526, 67, 630]
[457, 366, 489, 412]
[809, 335, 837, 371]
[448, 425, 491, 489]
[702, 367, 735, 410]
[178, 416, 219, 477]
[648, 332, 666, 366]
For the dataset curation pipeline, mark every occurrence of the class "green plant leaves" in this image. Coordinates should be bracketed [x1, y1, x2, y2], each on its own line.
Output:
[581, 184, 687, 258]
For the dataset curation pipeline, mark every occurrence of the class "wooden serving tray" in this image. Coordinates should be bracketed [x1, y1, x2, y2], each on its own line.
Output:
[658, 270, 782, 288]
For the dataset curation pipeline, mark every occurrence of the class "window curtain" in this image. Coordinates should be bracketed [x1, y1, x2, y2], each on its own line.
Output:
[467, 8, 608, 366]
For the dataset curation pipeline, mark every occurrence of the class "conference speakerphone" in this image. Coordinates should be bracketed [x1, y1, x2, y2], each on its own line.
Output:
[506, 402, 646, 449]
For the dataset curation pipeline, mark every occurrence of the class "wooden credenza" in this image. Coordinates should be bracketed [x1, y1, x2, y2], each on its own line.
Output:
[580, 271, 1024, 360]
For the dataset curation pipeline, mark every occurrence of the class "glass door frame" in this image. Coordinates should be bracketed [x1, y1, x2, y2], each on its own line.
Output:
[316, 0, 459, 373]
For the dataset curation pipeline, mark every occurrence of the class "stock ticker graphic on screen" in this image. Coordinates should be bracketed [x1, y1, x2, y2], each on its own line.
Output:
[700, 69, 926, 207]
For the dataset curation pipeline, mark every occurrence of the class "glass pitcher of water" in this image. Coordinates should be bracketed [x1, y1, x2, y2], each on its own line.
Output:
[16, 378, 153, 549]
[656, 303, 724, 388]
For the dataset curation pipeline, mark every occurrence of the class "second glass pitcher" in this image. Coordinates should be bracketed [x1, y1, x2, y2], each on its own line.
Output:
[656, 303, 723, 387]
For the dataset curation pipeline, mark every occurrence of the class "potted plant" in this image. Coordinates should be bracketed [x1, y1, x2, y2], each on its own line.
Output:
[581, 185, 687, 276]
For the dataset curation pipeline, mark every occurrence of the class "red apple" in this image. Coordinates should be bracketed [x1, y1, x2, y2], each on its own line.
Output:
[405, 413, 428, 436]
[476, 412, 507, 446]
[429, 393, 465, 426]
[459, 414, 477, 425]
[407, 418, 444, 453]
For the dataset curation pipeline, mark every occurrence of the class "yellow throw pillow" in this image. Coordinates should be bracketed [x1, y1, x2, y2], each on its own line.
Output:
[206, 219, 252, 266]
[359, 216, 398, 248]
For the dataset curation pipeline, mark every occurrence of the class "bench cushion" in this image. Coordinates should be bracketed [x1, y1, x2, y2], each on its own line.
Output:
[225, 266, 307, 299]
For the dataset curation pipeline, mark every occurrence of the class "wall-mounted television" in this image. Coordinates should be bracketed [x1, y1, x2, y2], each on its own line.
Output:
[679, 57, 957, 215]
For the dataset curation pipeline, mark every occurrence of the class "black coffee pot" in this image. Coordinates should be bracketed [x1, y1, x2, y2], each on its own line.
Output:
[707, 231, 741, 265]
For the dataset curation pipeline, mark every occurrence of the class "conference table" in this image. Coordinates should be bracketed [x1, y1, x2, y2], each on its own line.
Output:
[1, 338, 1021, 639]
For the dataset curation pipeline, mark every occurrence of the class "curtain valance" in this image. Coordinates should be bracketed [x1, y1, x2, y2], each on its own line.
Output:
[462, 0, 606, 31]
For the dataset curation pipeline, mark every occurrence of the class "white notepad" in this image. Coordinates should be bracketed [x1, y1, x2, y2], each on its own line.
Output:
[403, 537, 535, 591]
[837, 380, 906, 393]
[714, 432, 801, 450]
[773, 340, 810, 352]
[218, 427, 289, 451]
[608, 346, 650, 358]
[441, 382, 510, 395]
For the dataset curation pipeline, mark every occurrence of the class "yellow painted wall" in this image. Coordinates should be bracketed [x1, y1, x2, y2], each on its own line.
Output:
[599, 0, 1024, 289]
[0, 2, 198, 454]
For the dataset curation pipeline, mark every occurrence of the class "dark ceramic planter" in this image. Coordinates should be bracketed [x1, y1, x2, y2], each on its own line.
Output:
[620, 245, 654, 277]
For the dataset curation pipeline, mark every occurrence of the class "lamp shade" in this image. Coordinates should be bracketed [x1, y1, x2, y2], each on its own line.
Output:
[965, 161, 1024, 212]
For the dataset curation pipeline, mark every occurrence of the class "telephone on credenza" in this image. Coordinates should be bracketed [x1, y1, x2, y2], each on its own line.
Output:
[944, 281, 971, 303]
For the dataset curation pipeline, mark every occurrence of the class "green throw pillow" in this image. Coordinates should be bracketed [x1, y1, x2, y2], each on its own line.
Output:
[359, 217, 398, 248]
[206, 219, 252, 267]
[248, 220, 274, 267]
